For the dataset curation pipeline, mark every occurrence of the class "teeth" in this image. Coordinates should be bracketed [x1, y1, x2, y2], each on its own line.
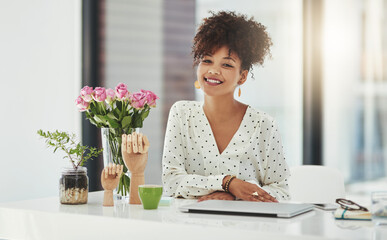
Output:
[205, 78, 221, 84]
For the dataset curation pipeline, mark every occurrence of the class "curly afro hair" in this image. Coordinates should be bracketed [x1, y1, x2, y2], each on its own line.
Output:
[192, 11, 272, 72]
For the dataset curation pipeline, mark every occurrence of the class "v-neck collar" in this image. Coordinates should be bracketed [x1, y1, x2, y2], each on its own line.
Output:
[199, 102, 251, 156]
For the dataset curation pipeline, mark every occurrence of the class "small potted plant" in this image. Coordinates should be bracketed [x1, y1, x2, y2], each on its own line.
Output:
[37, 130, 103, 204]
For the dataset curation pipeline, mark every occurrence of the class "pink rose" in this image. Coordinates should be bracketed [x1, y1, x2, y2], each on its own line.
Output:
[80, 86, 94, 102]
[115, 83, 129, 100]
[130, 91, 147, 109]
[75, 96, 90, 112]
[141, 89, 159, 107]
[92, 87, 106, 102]
[105, 88, 116, 104]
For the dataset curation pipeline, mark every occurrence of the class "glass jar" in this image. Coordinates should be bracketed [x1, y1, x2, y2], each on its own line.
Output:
[59, 167, 89, 204]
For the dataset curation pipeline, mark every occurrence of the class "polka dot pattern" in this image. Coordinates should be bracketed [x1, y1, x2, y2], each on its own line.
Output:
[162, 101, 290, 200]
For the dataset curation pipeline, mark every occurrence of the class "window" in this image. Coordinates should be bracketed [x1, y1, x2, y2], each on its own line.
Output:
[323, 0, 387, 182]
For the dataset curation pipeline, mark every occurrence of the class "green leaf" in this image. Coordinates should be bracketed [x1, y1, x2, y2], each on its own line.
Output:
[122, 116, 131, 129]
[89, 104, 98, 115]
[124, 174, 130, 187]
[85, 111, 91, 118]
[94, 115, 106, 125]
[116, 101, 123, 111]
[107, 112, 118, 121]
[132, 114, 143, 128]
[141, 109, 150, 121]
[37, 129, 103, 170]
[106, 117, 120, 128]
[113, 108, 120, 118]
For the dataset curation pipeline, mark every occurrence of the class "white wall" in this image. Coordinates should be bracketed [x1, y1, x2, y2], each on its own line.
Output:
[0, 0, 81, 202]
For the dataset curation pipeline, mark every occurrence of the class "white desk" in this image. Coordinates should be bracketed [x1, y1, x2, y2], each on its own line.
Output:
[0, 192, 386, 240]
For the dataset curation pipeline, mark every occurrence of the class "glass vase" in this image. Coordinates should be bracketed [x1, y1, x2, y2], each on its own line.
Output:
[59, 167, 88, 204]
[101, 128, 136, 198]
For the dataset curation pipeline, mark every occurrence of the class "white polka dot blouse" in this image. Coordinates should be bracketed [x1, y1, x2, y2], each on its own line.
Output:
[162, 101, 290, 200]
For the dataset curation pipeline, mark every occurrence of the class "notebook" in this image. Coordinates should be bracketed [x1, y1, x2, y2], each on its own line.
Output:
[334, 208, 372, 220]
[179, 200, 314, 218]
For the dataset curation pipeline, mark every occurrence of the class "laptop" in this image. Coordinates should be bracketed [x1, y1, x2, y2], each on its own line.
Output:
[179, 200, 314, 218]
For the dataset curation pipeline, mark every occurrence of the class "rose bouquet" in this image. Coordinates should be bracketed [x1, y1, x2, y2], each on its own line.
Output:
[75, 83, 158, 196]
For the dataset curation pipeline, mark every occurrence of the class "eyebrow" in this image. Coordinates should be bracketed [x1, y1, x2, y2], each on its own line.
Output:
[223, 56, 236, 62]
[203, 54, 236, 62]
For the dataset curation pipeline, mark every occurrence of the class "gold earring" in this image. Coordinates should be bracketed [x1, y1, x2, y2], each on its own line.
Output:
[194, 80, 200, 89]
[238, 86, 241, 97]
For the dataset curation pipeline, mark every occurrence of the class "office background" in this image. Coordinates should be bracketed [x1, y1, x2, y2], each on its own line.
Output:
[0, 0, 386, 202]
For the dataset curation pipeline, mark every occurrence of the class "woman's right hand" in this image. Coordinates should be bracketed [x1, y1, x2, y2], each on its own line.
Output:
[225, 176, 278, 202]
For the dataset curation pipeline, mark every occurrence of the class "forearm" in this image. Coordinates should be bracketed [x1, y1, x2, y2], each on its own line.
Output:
[163, 170, 225, 198]
[129, 173, 145, 204]
[103, 190, 114, 206]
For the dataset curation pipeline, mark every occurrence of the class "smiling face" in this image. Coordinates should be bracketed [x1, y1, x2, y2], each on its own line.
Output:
[196, 45, 248, 98]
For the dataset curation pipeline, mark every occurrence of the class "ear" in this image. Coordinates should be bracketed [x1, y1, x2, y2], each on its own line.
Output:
[238, 70, 248, 85]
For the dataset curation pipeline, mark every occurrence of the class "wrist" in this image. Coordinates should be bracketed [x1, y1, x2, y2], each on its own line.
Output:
[131, 173, 144, 177]
[222, 175, 231, 189]
[222, 175, 230, 190]
[227, 177, 238, 194]
[223, 175, 236, 193]
[103, 190, 114, 206]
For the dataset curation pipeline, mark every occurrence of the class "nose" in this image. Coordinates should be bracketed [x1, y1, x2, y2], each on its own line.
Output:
[208, 68, 220, 75]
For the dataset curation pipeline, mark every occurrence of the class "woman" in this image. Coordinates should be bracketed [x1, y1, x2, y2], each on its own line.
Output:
[162, 11, 290, 202]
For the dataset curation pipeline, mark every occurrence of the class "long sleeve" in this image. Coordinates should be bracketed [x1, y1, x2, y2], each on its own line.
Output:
[161, 101, 291, 201]
[162, 103, 226, 198]
[258, 119, 290, 200]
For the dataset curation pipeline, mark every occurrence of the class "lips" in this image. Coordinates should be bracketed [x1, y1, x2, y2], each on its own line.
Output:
[204, 77, 223, 86]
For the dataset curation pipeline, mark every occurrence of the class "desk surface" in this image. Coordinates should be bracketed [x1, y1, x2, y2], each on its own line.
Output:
[0, 192, 385, 240]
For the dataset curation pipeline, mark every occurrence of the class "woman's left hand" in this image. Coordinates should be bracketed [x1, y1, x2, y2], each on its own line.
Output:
[197, 191, 235, 202]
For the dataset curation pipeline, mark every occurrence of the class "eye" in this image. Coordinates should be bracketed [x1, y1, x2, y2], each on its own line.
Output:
[223, 63, 234, 68]
[202, 59, 212, 63]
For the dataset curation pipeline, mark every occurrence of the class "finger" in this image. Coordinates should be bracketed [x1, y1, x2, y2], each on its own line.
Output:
[253, 187, 276, 202]
[132, 132, 138, 153]
[122, 134, 127, 152]
[138, 133, 143, 153]
[116, 164, 121, 175]
[198, 196, 209, 202]
[116, 165, 122, 179]
[197, 197, 205, 202]
[120, 165, 124, 174]
[251, 192, 268, 202]
[142, 135, 150, 153]
[249, 196, 261, 202]
[104, 167, 108, 179]
[258, 196, 269, 202]
[112, 164, 116, 175]
[245, 193, 261, 202]
[259, 191, 277, 202]
[109, 163, 113, 175]
[261, 193, 277, 202]
[126, 134, 132, 153]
